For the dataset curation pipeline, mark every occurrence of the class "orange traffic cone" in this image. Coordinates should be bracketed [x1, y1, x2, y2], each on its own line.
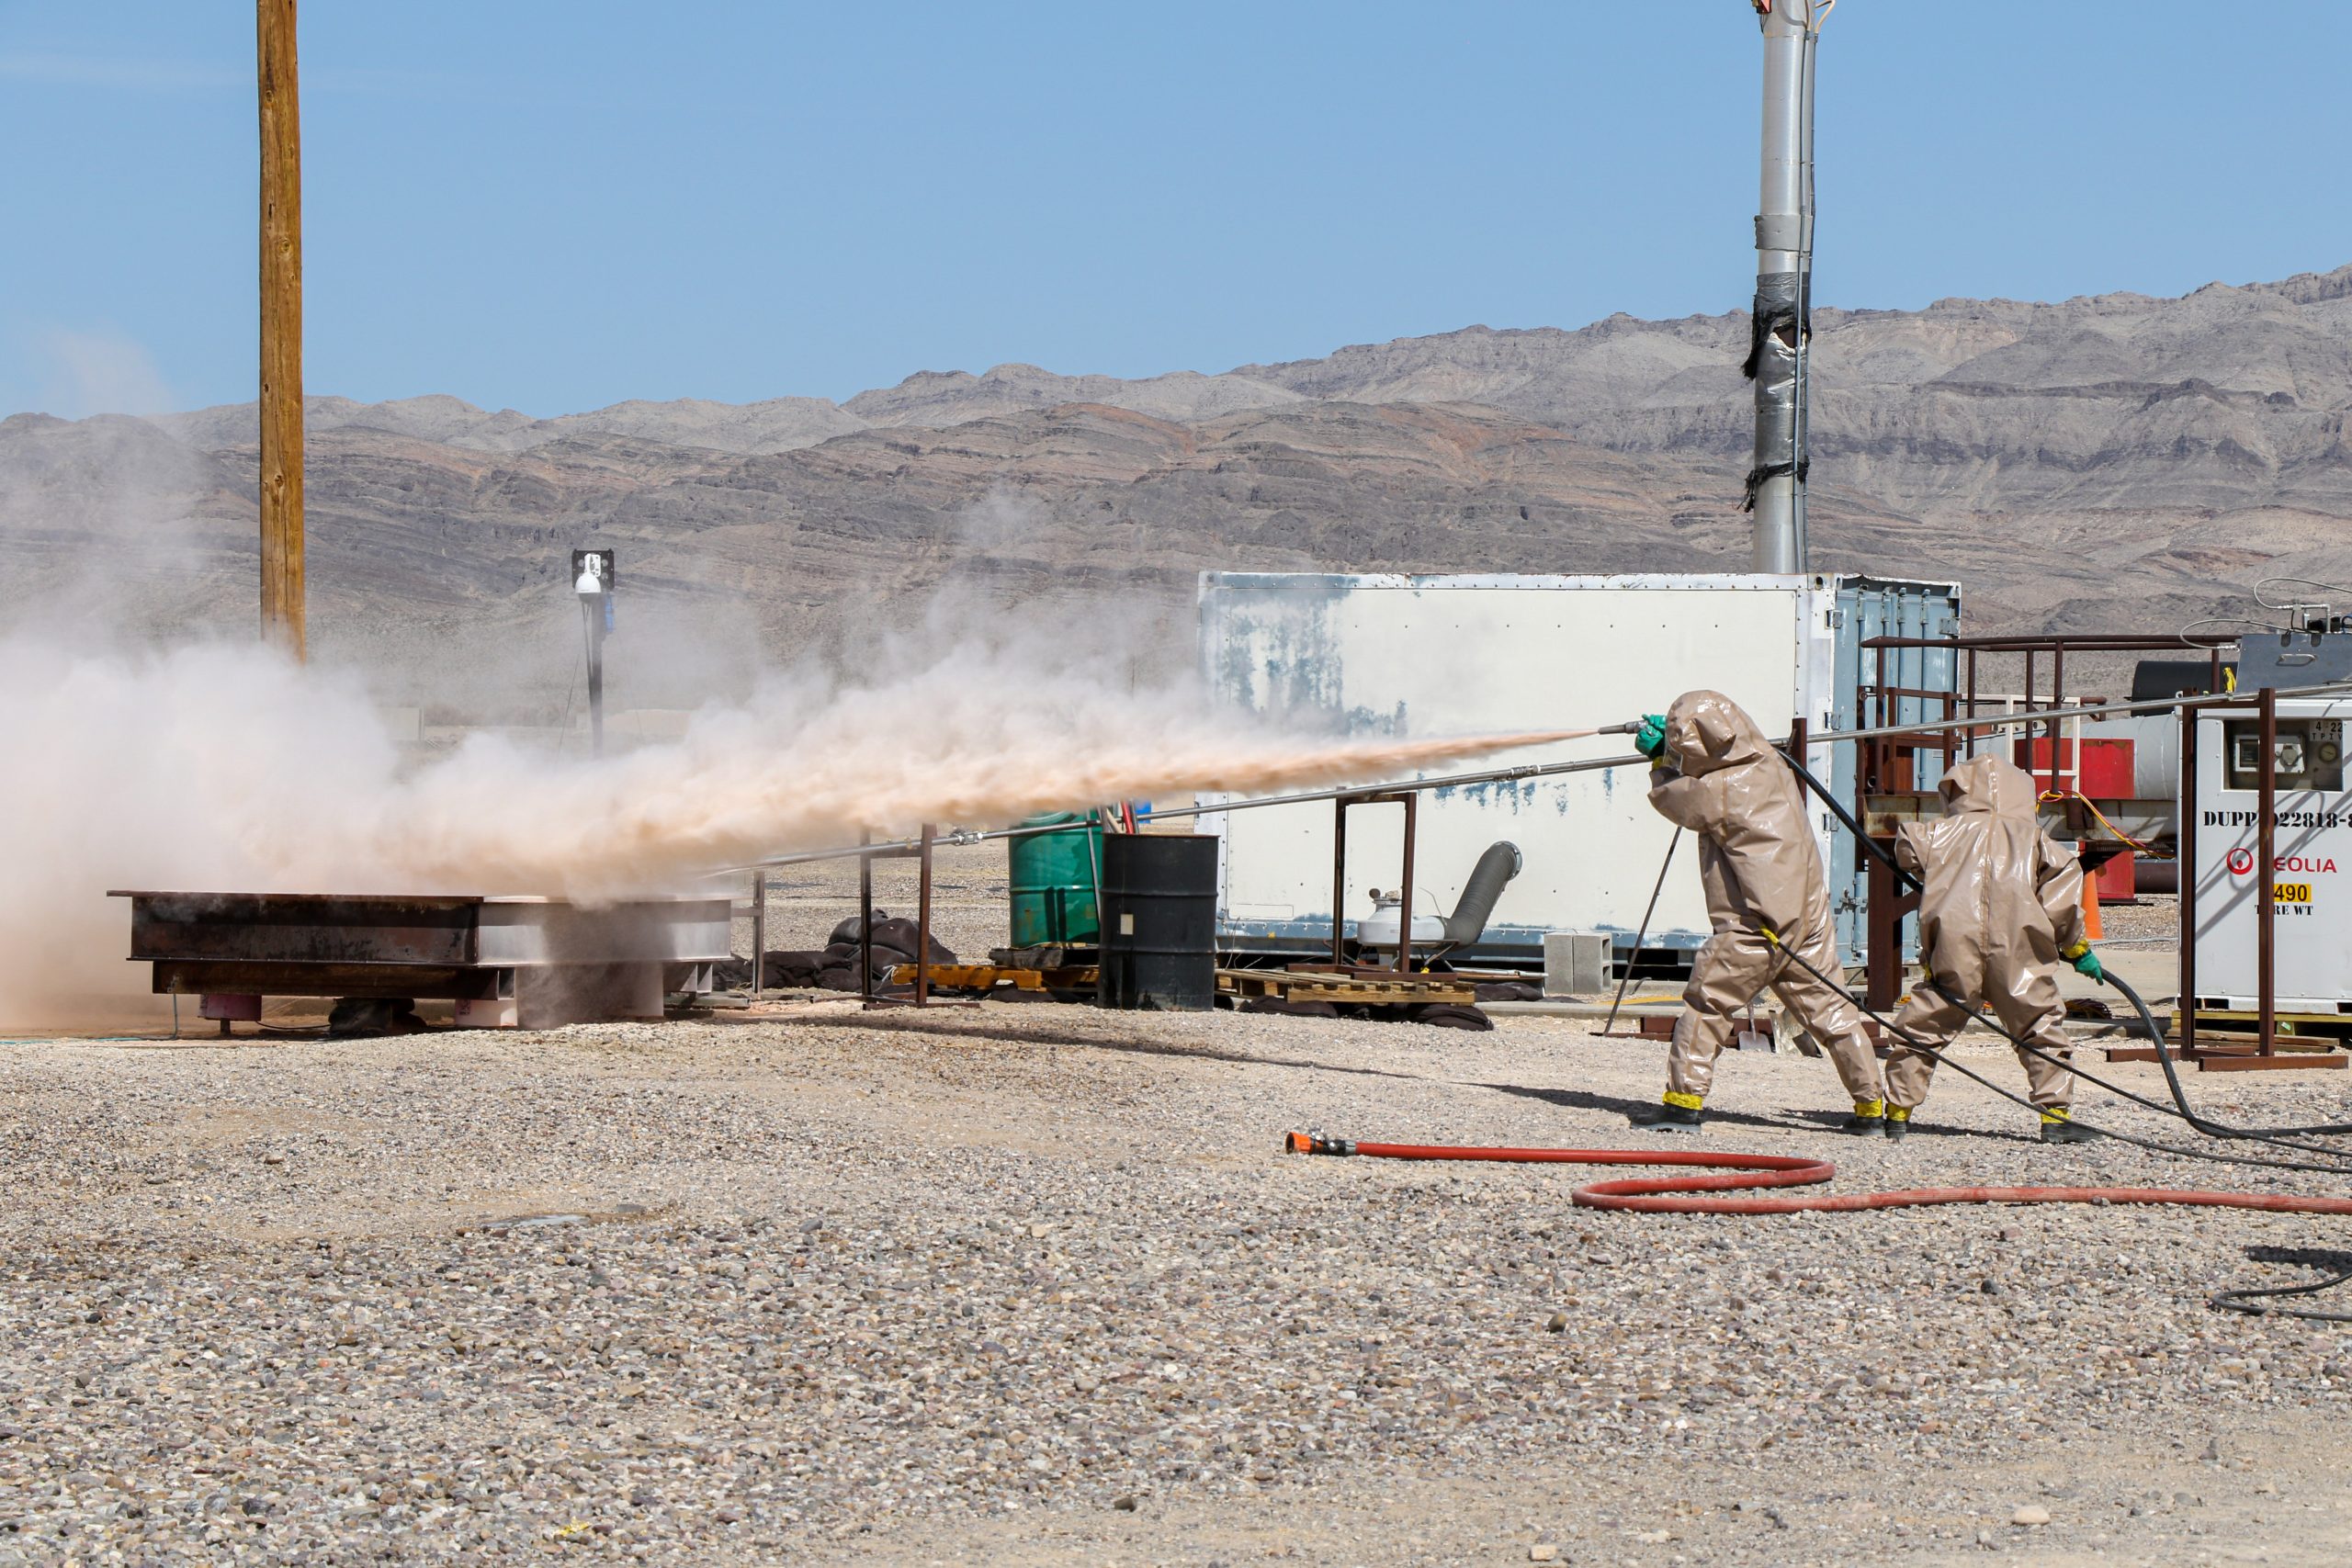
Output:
[2079, 845, 2105, 942]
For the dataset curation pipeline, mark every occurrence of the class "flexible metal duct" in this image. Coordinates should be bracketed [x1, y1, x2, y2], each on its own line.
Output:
[1441, 840, 1524, 944]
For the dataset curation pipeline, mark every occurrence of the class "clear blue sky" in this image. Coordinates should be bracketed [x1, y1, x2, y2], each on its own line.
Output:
[3, 1, 2347, 420]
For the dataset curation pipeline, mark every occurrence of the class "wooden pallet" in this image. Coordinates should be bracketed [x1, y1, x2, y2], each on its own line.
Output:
[884, 963, 1098, 992]
[1216, 967, 1476, 1006]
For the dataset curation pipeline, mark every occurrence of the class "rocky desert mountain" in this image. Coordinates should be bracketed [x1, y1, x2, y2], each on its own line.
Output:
[6, 264, 2350, 703]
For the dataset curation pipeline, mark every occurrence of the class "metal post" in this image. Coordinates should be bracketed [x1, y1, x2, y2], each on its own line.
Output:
[749, 868, 766, 1003]
[2258, 686, 2278, 1058]
[1746, 0, 1818, 573]
[2022, 649, 2035, 779]
[2048, 642, 2066, 798]
[858, 830, 875, 1009]
[1940, 666, 1957, 775]
[256, 0, 305, 660]
[1965, 649, 1979, 759]
[1396, 795, 1417, 976]
[1330, 797, 1350, 965]
[1866, 853, 1901, 1011]
[584, 604, 606, 758]
[2178, 701, 2198, 1055]
[916, 824, 935, 1006]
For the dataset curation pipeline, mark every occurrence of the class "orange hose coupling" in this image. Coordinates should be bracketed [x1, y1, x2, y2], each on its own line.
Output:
[1285, 1133, 1354, 1156]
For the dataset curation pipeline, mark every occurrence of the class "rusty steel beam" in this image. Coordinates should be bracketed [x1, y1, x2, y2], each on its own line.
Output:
[118, 891, 480, 965]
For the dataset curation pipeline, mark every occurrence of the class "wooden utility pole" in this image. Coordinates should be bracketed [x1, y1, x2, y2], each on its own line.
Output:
[257, 0, 306, 660]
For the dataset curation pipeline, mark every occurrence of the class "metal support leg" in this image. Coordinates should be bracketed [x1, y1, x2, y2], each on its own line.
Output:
[1396, 794, 1417, 975]
[917, 824, 934, 1007]
[858, 830, 875, 1010]
[2178, 701, 2198, 1056]
[1330, 797, 1350, 965]
[750, 868, 766, 1003]
[2258, 686, 2278, 1061]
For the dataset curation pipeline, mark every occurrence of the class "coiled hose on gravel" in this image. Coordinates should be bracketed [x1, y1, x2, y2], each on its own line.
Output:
[1283, 1132, 2352, 1221]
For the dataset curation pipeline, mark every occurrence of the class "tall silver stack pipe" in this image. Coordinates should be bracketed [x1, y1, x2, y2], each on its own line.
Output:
[1745, 0, 1826, 574]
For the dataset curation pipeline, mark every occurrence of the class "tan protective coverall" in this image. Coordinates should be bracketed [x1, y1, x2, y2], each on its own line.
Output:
[1647, 691, 1885, 1105]
[1884, 755, 2085, 1111]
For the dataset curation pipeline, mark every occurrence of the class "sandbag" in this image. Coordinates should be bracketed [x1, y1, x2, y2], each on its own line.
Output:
[1407, 1003, 1494, 1032]
[762, 951, 827, 987]
[869, 918, 955, 964]
[828, 911, 889, 946]
[327, 997, 426, 1037]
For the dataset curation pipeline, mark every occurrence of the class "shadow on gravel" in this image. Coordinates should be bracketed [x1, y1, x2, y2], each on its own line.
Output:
[2244, 1243, 2352, 1271]
[1779, 1108, 2041, 1146]
[766, 1011, 1430, 1081]
[1475, 1080, 1791, 1134]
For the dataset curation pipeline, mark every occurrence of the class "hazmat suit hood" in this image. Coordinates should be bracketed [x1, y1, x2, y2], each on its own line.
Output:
[1937, 755, 2041, 821]
[1663, 691, 1772, 778]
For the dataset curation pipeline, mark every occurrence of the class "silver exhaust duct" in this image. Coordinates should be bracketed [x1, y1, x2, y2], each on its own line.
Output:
[1746, 0, 1829, 573]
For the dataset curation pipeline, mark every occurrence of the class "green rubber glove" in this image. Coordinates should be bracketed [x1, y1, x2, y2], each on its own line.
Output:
[2066, 943, 2106, 983]
[1635, 714, 1668, 760]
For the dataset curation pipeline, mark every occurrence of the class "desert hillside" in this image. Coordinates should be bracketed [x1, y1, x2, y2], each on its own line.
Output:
[7, 265, 2348, 697]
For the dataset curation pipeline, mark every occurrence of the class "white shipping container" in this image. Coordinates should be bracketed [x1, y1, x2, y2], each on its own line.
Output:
[1196, 571, 1961, 968]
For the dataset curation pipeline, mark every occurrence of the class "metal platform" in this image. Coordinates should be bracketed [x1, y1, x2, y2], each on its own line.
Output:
[112, 890, 731, 1030]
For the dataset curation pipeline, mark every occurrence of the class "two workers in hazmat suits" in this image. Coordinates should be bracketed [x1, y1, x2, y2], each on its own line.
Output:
[1883, 752, 2104, 1144]
[1631, 692, 2103, 1142]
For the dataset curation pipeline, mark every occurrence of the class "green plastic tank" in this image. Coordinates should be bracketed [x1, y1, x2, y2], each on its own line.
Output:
[1008, 811, 1103, 947]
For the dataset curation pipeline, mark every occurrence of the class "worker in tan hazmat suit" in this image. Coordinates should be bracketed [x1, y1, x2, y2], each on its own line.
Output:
[1881, 753, 2103, 1144]
[1631, 691, 1889, 1132]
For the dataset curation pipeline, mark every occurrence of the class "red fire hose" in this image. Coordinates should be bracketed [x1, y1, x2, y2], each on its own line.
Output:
[1283, 1134, 2352, 1219]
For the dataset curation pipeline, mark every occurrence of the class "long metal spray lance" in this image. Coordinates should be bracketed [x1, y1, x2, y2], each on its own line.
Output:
[1602, 827, 1679, 1038]
[719, 679, 2352, 876]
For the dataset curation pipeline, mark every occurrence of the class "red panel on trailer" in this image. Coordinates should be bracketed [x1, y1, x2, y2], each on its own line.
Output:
[2014, 738, 2135, 800]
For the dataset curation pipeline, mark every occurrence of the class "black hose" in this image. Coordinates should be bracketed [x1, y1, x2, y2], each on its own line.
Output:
[2211, 1263, 2352, 1322]
[1776, 745, 1915, 886]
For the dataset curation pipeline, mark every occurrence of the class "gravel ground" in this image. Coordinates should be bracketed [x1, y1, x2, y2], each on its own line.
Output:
[9, 998, 2352, 1565]
[2087, 893, 2177, 948]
